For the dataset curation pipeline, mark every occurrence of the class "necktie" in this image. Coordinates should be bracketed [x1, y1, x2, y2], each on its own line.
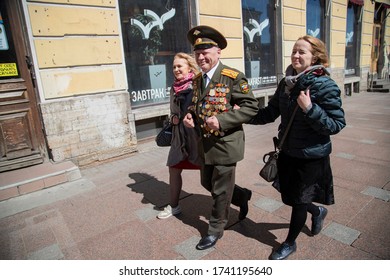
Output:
[203, 73, 208, 90]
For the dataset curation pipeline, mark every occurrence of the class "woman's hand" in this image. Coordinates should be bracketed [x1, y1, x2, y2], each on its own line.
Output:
[297, 88, 312, 113]
[171, 115, 180, 125]
[183, 113, 195, 128]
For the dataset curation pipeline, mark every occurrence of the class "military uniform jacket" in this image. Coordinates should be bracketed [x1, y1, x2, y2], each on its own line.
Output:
[190, 62, 258, 165]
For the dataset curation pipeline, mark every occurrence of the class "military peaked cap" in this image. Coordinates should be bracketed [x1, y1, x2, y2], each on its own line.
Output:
[187, 25, 227, 50]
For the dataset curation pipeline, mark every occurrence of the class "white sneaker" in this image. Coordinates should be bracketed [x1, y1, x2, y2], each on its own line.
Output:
[157, 205, 181, 219]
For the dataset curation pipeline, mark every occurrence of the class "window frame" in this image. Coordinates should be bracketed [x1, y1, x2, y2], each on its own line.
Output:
[241, 0, 281, 90]
[306, 0, 331, 58]
[119, 0, 194, 108]
[344, 1, 363, 77]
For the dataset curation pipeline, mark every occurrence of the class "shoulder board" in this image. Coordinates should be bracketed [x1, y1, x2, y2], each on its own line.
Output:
[221, 69, 239, 79]
[193, 72, 202, 80]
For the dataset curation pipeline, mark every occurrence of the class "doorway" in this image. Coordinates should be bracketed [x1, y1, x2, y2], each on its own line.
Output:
[0, 0, 47, 172]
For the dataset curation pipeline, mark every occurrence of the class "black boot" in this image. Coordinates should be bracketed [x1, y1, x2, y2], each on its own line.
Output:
[231, 184, 252, 220]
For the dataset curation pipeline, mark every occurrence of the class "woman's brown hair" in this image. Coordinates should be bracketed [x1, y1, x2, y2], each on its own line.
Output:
[299, 35, 329, 67]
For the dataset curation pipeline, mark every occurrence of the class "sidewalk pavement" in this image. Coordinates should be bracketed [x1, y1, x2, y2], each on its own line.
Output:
[0, 91, 389, 260]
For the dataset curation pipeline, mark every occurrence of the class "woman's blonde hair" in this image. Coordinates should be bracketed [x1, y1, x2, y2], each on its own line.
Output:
[173, 52, 200, 75]
[298, 35, 329, 67]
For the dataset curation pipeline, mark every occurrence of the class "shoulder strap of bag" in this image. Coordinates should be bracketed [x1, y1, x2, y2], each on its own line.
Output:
[276, 69, 322, 151]
[277, 104, 298, 150]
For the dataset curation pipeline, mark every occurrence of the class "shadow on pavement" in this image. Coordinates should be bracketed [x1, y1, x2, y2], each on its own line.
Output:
[127, 172, 295, 250]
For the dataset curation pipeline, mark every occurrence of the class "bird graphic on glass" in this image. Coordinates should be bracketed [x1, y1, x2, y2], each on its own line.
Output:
[130, 8, 176, 40]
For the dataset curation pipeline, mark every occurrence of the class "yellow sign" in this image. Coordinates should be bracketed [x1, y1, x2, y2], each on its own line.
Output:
[0, 63, 18, 77]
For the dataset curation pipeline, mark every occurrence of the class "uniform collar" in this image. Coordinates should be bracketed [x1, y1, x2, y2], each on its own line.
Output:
[202, 61, 220, 81]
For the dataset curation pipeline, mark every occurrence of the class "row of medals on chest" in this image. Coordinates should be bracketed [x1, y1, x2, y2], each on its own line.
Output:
[192, 83, 230, 137]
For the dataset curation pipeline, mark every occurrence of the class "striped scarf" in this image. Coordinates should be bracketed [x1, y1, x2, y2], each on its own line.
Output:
[173, 72, 194, 94]
[284, 65, 329, 95]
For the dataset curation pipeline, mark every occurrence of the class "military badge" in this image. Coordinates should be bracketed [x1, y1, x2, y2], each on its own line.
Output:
[221, 69, 239, 79]
[240, 81, 250, 94]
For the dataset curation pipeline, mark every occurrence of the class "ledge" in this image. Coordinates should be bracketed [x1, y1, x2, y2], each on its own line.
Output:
[344, 76, 361, 84]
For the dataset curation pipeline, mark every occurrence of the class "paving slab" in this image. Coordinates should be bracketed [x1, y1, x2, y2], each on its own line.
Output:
[361, 186, 390, 201]
[322, 222, 361, 245]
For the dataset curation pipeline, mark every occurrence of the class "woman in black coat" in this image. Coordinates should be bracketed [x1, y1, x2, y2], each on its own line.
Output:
[249, 35, 346, 260]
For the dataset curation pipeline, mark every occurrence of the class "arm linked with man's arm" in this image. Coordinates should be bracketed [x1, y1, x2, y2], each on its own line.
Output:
[217, 74, 258, 131]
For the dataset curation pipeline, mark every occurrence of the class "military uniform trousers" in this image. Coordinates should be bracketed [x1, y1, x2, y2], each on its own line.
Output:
[201, 163, 249, 235]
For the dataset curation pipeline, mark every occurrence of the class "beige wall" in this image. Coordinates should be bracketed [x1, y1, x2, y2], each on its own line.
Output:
[362, 2, 375, 68]
[25, 0, 136, 166]
[198, 0, 245, 71]
[26, 0, 127, 99]
[330, 0, 348, 69]
[282, 0, 306, 70]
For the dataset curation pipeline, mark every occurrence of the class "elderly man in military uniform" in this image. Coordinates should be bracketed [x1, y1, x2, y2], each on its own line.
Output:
[183, 25, 259, 250]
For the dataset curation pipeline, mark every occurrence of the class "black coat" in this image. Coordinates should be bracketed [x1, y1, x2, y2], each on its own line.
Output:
[249, 73, 346, 159]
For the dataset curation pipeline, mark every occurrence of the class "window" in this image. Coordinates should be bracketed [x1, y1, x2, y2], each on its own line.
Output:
[0, 6, 20, 80]
[119, 0, 191, 107]
[242, 0, 277, 89]
[306, 0, 326, 41]
[345, 1, 362, 76]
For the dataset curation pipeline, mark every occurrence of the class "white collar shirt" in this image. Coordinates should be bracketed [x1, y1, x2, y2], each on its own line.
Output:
[202, 61, 220, 88]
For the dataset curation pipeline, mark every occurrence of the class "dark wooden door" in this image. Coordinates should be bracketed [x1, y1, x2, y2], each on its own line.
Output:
[0, 0, 47, 172]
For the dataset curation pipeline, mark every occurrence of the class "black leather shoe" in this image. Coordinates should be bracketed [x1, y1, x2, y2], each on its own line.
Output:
[270, 242, 297, 260]
[196, 233, 222, 250]
[239, 189, 252, 220]
[311, 206, 328, 235]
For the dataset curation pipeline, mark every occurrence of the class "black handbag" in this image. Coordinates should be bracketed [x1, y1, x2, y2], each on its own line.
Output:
[155, 122, 173, 147]
[260, 150, 279, 182]
[259, 105, 299, 183]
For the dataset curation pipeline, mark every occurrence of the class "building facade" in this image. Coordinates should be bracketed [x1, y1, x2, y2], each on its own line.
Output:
[0, 0, 389, 173]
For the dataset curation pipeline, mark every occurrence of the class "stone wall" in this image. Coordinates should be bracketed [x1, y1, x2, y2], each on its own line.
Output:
[40, 91, 136, 166]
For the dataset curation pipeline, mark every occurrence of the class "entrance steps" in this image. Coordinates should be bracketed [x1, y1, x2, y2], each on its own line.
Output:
[368, 79, 390, 93]
[0, 161, 81, 201]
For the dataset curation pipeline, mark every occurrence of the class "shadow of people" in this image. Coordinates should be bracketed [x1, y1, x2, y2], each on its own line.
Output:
[127, 172, 304, 250]
[127, 172, 211, 236]
[128, 172, 174, 208]
[229, 213, 313, 253]
[230, 219, 289, 249]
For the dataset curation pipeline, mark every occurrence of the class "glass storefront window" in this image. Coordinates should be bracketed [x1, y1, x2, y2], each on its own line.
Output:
[0, 6, 20, 80]
[242, 0, 277, 89]
[306, 0, 325, 41]
[345, 1, 361, 76]
[119, 0, 191, 107]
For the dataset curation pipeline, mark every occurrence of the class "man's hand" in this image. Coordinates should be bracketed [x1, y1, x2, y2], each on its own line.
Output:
[183, 113, 195, 128]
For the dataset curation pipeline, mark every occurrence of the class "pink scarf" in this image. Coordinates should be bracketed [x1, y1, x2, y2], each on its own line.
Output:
[173, 72, 194, 94]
